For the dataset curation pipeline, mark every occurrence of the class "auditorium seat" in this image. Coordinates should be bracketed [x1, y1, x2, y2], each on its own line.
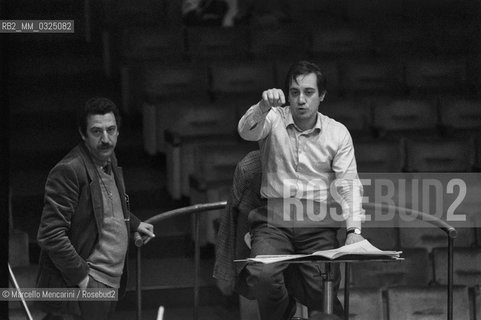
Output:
[185, 26, 250, 62]
[432, 247, 481, 286]
[119, 27, 185, 113]
[404, 57, 469, 95]
[337, 287, 384, 320]
[286, 0, 345, 25]
[439, 96, 481, 138]
[372, 97, 439, 139]
[189, 143, 258, 204]
[163, 103, 239, 199]
[402, 0, 477, 21]
[248, 24, 309, 60]
[350, 248, 430, 288]
[189, 143, 257, 246]
[309, 25, 374, 58]
[141, 62, 208, 154]
[387, 286, 470, 320]
[354, 139, 404, 172]
[209, 60, 276, 102]
[100, 0, 169, 77]
[339, 58, 404, 96]
[320, 98, 373, 139]
[404, 138, 473, 172]
[372, 23, 432, 57]
[399, 219, 476, 252]
[343, 0, 404, 25]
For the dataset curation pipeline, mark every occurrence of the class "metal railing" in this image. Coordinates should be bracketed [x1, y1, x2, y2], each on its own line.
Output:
[8, 263, 33, 320]
[134, 201, 227, 320]
[134, 201, 457, 320]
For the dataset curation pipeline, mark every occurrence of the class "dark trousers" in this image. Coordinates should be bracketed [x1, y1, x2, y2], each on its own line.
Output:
[245, 208, 343, 320]
[43, 276, 116, 320]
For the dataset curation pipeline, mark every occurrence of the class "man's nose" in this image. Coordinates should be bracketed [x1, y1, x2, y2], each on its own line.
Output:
[100, 130, 109, 143]
[298, 93, 306, 104]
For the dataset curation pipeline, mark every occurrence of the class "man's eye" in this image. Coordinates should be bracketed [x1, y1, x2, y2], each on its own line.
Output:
[107, 127, 116, 134]
[290, 91, 299, 96]
[92, 129, 102, 135]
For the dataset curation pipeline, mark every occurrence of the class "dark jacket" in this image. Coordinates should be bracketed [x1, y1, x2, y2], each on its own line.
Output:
[36, 143, 140, 314]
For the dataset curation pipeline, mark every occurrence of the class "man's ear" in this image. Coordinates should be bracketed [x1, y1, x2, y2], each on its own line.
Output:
[320, 90, 327, 102]
[79, 128, 85, 141]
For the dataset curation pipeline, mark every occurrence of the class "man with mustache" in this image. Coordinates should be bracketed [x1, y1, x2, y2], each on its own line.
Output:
[37, 97, 155, 320]
[237, 61, 364, 319]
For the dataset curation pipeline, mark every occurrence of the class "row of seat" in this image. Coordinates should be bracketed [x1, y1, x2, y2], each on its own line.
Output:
[118, 22, 477, 62]
[337, 284, 478, 320]
[100, 0, 479, 30]
[144, 95, 481, 196]
[118, 35, 477, 112]
[242, 247, 481, 319]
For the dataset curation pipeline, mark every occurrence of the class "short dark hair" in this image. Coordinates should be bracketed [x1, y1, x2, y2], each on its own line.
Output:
[78, 97, 121, 136]
[284, 60, 327, 96]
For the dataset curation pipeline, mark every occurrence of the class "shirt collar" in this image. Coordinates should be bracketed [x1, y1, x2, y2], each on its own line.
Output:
[285, 107, 322, 134]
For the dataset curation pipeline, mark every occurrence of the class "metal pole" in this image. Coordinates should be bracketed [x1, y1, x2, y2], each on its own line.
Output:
[447, 237, 454, 320]
[137, 246, 142, 320]
[194, 213, 200, 320]
[323, 263, 333, 314]
[8, 264, 33, 320]
[344, 263, 350, 320]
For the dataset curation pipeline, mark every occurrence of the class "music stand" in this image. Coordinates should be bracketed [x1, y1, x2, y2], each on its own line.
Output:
[249, 256, 402, 318]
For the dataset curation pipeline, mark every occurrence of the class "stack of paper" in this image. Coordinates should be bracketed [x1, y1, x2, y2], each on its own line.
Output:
[236, 240, 402, 264]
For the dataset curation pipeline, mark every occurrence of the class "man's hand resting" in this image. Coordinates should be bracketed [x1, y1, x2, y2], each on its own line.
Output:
[137, 222, 155, 244]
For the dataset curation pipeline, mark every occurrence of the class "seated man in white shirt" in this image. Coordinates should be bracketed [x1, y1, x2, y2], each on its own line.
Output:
[237, 60, 365, 320]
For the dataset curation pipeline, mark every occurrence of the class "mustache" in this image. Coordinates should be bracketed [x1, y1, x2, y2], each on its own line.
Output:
[98, 143, 113, 150]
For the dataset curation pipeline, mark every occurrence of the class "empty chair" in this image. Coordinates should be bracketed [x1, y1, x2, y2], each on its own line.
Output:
[339, 58, 404, 96]
[404, 57, 468, 95]
[372, 97, 439, 139]
[248, 24, 309, 60]
[320, 98, 372, 139]
[343, 0, 403, 25]
[373, 23, 433, 57]
[428, 20, 478, 55]
[141, 62, 208, 154]
[189, 144, 258, 246]
[432, 247, 481, 286]
[337, 287, 384, 320]
[186, 26, 250, 62]
[286, 0, 345, 24]
[119, 27, 185, 113]
[350, 248, 430, 288]
[190, 143, 259, 201]
[439, 96, 481, 137]
[209, 60, 276, 101]
[310, 25, 373, 58]
[355, 139, 404, 172]
[402, 0, 477, 21]
[100, 0, 169, 77]
[386, 286, 470, 320]
[163, 102, 240, 199]
[404, 138, 473, 172]
[399, 219, 476, 252]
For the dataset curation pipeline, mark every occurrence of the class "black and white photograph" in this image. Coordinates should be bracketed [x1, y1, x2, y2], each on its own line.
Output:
[3, 0, 481, 319]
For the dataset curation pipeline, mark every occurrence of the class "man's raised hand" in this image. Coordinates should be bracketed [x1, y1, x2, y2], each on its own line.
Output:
[259, 88, 286, 112]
